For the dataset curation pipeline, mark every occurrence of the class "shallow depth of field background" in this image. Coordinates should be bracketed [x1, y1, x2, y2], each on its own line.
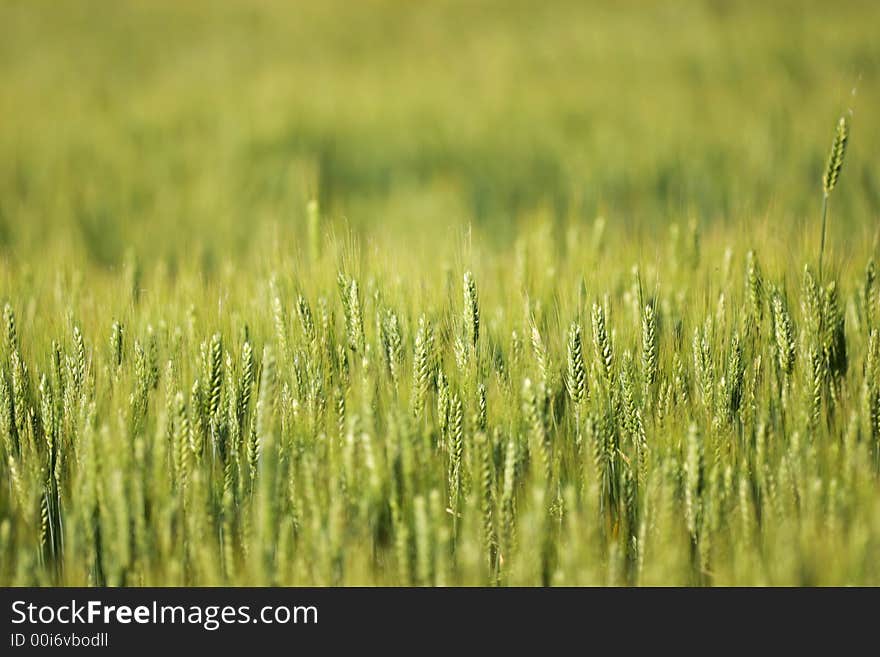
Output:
[1, 0, 878, 271]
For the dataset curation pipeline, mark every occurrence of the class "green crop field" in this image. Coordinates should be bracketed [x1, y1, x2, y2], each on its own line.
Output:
[1, 0, 879, 586]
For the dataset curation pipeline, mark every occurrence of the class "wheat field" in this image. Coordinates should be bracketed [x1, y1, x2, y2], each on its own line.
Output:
[1, 0, 879, 586]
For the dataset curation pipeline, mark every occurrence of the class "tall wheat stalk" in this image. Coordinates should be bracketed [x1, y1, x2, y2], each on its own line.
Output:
[819, 116, 849, 282]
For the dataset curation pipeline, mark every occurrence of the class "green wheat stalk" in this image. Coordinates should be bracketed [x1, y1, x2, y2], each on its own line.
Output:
[819, 116, 849, 282]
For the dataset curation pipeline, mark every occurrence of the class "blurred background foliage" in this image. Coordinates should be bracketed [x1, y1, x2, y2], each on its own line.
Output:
[0, 0, 878, 273]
